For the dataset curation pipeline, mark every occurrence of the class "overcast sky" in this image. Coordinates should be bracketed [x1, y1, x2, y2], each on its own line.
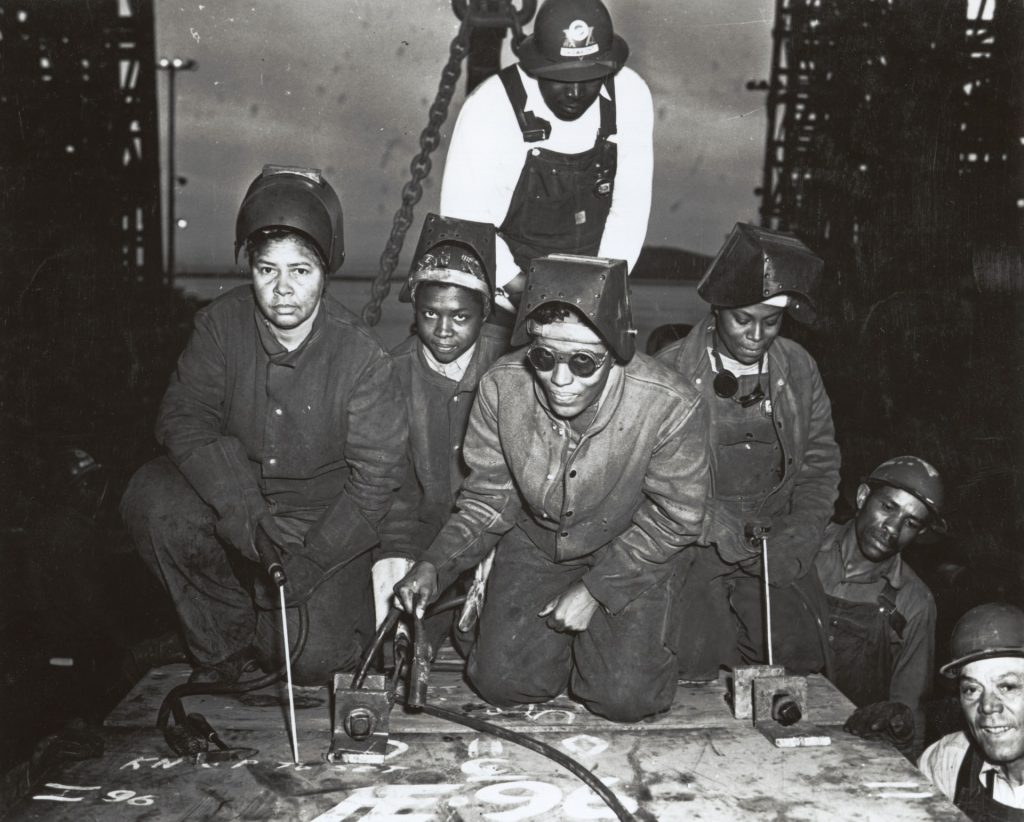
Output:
[155, 0, 774, 274]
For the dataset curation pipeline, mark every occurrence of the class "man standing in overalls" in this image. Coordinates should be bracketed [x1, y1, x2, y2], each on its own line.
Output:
[439, 0, 653, 318]
[816, 456, 945, 758]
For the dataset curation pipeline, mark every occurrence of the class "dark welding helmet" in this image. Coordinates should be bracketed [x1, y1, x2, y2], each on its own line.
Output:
[865, 455, 947, 533]
[234, 165, 345, 273]
[698, 223, 823, 324]
[511, 253, 636, 361]
[400, 214, 496, 313]
[517, 0, 629, 82]
[940, 603, 1024, 678]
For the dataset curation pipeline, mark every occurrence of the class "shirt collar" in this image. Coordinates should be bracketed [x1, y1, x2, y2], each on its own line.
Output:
[254, 297, 325, 364]
[836, 520, 906, 588]
[420, 340, 477, 382]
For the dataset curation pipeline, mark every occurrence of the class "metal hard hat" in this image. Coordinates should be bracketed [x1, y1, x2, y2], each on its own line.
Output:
[698, 223, 823, 324]
[400, 213, 497, 306]
[517, 0, 629, 81]
[234, 165, 345, 273]
[511, 253, 636, 361]
[866, 455, 947, 533]
[940, 603, 1024, 677]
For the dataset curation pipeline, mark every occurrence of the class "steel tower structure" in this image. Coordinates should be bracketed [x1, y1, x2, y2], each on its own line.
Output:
[0, 0, 162, 294]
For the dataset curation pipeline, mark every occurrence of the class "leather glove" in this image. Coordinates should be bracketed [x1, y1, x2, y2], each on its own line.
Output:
[457, 549, 495, 633]
[844, 701, 914, 747]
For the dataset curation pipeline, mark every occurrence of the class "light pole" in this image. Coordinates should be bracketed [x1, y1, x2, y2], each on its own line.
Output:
[156, 56, 196, 286]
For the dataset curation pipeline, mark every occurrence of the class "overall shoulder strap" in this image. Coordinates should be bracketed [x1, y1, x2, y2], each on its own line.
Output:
[499, 66, 551, 143]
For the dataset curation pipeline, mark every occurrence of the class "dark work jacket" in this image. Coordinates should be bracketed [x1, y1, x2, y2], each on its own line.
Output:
[382, 324, 510, 554]
[421, 351, 710, 614]
[156, 285, 409, 565]
[657, 314, 840, 582]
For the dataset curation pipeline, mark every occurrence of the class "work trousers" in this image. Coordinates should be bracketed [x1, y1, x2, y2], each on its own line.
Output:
[674, 549, 827, 679]
[467, 525, 683, 722]
[121, 457, 373, 685]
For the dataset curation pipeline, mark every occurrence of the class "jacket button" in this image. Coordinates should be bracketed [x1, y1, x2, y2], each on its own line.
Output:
[268, 458, 277, 466]
[452, 396, 459, 403]
[569, 470, 577, 478]
[565, 510, 574, 517]
[274, 408, 283, 416]
[560, 531, 569, 537]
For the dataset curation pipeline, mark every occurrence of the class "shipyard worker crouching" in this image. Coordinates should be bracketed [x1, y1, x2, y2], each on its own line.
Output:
[657, 223, 840, 679]
[817, 456, 945, 758]
[376, 214, 510, 650]
[918, 603, 1024, 818]
[395, 254, 709, 722]
[121, 165, 409, 685]
[439, 0, 652, 317]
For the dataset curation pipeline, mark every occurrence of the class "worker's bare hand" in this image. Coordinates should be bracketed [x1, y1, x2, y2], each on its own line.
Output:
[394, 562, 439, 619]
[538, 580, 600, 632]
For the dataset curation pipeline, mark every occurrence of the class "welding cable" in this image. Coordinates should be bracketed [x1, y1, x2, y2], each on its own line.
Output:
[351, 594, 469, 690]
[418, 702, 637, 822]
[157, 601, 310, 734]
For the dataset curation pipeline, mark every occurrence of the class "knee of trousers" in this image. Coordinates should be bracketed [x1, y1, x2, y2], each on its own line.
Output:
[579, 674, 675, 723]
[120, 457, 214, 562]
[466, 651, 565, 708]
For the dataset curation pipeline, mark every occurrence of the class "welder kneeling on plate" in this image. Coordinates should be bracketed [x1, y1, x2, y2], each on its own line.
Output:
[121, 165, 410, 687]
[395, 253, 710, 722]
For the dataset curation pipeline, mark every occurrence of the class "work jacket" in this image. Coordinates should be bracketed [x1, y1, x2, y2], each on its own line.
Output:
[657, 314, 840, 583]
[383, 324, 510, 553]
[156, 286, 409, 568]
[421, 351, 709, 615]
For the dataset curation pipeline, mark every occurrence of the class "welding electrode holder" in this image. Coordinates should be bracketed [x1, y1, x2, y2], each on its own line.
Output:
[254, 524, 287, 587]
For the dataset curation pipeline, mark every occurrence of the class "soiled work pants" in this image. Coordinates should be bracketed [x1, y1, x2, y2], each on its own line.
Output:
[467, 525, 682, 722]
[121, 457, 373, 684]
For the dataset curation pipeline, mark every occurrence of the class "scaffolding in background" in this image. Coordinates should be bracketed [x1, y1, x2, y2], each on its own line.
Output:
[755, 0, 1022, 301]
[0, 0, 162, 292]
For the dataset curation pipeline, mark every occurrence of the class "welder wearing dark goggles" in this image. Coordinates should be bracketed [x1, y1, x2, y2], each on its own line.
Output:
[395, 253, 709, 722]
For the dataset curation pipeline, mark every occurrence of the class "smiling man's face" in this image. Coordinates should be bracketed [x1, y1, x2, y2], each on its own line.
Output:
[960, 657, 1024, 779]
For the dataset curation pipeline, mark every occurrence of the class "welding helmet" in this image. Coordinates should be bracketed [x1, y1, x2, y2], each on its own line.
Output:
[865, 455, 947, 533]
[698, 223, 823, 324]
[235, 165, 345, 273]
[400, 214, 496, 315]
[940, 603, 1024, 677]
[511, 253, 636, 361]
[517, 0, 629, 82]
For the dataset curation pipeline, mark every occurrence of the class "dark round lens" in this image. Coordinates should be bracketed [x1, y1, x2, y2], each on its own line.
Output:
[568, 352, 599, 377]
[527, 346, 556, 372]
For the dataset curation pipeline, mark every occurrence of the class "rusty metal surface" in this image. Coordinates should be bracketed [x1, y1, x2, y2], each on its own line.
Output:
[6, 666, 968, 820]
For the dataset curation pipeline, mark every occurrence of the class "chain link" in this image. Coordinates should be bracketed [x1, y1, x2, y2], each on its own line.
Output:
[361, 21, 473, 326]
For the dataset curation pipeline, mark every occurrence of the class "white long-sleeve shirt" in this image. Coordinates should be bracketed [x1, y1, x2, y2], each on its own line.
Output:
[440, 64, 653, 289]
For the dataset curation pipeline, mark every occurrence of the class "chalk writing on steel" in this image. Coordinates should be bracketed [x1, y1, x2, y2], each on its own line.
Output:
[33, 784, 156, 807]
[560, 734, 609, 759]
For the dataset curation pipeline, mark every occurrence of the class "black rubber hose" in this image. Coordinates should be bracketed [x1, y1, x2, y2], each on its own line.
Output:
[418, 702, 637, 822]
[157, 600, 310, 732]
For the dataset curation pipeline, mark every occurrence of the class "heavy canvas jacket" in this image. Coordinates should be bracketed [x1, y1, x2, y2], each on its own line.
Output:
[382, 324, 509, 553]
[657, 314, 840, 582]
[420, 350, 710, 615]
[156, 285, 409, 566]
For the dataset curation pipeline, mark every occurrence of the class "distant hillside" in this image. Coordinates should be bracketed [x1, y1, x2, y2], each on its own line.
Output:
[632, 246, 712, 281]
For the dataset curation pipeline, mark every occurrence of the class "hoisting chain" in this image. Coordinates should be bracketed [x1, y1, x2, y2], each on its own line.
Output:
[361, 1, 534, 326]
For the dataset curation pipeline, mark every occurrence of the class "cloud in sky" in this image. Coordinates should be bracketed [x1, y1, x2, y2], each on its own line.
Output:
[156, 0, 773, 273]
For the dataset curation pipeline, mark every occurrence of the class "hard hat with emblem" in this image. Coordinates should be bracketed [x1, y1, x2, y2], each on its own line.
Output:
[511, 253, 636, 361]
[866, 455, 947, 533]
[235, 165, 345, 273]
[698, 222, 823, 324]
[940, 603, 1024, 677]
[517, 0, 629, 82]
[400, 213, 496, 313]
